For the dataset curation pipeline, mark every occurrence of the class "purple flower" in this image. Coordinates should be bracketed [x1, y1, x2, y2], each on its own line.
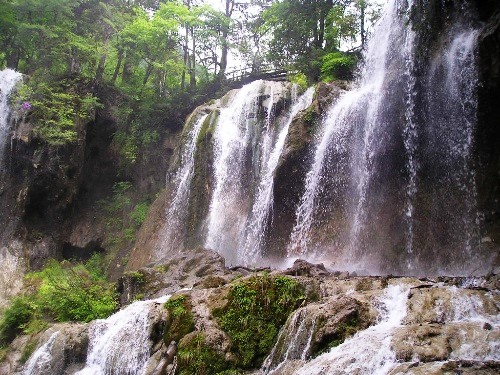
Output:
[20, 101, 32, 111]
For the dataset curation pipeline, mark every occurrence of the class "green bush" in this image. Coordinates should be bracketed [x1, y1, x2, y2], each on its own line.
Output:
[320, 52, 357, 81]
[213, 274, 305, 368]
[177, 333, 233, 375]
[0, 296, 33, 345]
[164, 295, 195, 344]
[0, 256, 118, 346]
[15, 78, 101, 146]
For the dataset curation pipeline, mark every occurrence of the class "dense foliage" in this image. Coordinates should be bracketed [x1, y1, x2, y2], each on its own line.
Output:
[0, 255, 118, 346]
[163, 294, 195, 344]
[213, 274, 306, 368]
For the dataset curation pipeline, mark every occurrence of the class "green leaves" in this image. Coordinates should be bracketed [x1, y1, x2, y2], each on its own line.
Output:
[0, 255, 118, 346]
[15, 78, 101, 146]
[213, 274, 305, 368]
[321, 51, 357, 80]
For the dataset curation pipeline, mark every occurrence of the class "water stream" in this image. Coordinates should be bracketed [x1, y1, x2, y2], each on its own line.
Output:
[0, 69, 22, 173]
[160, 113, 209, 254]
[291, 285, 409, 375]
[240, 87, 314, 263]
[75, 295, 169, 375]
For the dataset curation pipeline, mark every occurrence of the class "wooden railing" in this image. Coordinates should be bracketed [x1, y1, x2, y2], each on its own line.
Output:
[224, 65, 288, 83]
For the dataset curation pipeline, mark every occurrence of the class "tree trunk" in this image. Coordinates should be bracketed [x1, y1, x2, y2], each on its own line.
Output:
[111, 49, 123, 84]
[121, 53, 133, 84]
[190, 26, 196, 88]
[143, 63, 153, 86]
[218, 0, 234, 78]
[95, 53, 107, 84]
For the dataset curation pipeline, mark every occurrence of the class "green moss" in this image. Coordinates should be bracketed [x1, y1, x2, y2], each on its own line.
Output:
[196, 110, 219, 145]
[164, 294, 195, 344]
[177, 333, 233, 375]
[153, 264, 169, 273]
[303, 107, 317, 126]
[213, 274, 305, 368]
[124, 271, 145, 285]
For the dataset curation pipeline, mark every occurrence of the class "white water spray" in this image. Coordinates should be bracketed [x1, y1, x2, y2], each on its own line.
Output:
[241, 87, 314, 263]
[160, 113, 209, 254]
[293, 285, 409, 375]
[75, 295, 169, 375]
[0, 69, 22, 171]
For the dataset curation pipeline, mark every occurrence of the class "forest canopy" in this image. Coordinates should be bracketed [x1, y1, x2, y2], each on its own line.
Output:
[0, 0, 380, 146]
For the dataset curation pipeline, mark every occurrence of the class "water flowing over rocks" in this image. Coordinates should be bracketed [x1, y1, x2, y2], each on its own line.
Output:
[4, 252, 498, 374]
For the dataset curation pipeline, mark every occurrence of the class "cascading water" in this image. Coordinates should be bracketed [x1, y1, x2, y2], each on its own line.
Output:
[23, 332, 60, 375]
[203, 80, 308, 265]
[287, 0, 483, 275]
[75, 295, 169, 375]
[290, 285, 409, 375]
[240, 87, 314, 264]
[159, 113, 209, 254]
[204, 80, 265, 264]
[0, 69, 22, 173]
[262, 308, 317, 374]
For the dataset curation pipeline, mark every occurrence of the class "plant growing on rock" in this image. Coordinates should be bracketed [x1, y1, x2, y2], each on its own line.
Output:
[0, 255, 118, 347]
[177, 333, 233, 375]
[213, 274, 306, 368]
[164, 294, 195, 344]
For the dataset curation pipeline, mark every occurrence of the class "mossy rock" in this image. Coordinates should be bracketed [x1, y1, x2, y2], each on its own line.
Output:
[177, 332, 235, 375]
[212, 274, 306, 369]
[163, 294, 195, 344]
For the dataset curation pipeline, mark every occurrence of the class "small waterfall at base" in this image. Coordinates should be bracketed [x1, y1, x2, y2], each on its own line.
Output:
[290, 285, 409, 375]
[261, 308, 317, 374]
[159, 113, 209, 255]
[287, 0, 483, 275]
[23, 332, 60, 375]
[75, 295, 170, 375]
[0, 69, 22, 172]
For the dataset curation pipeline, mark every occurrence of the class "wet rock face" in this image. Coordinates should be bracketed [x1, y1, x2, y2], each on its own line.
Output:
[10, 255, 500, 375]
[475, 4, 500, 254]
[391, 284, 500, 370]
[0, 323, 89, 375]
[266, 83, 344, 257]
[120, 248, 229, 304]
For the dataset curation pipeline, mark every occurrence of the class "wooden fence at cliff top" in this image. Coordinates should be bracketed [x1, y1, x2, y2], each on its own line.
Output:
[225, 65, 289, 84]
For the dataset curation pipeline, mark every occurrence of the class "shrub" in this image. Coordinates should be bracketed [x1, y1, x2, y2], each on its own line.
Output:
[14, 78, 101, 146]
[164, 295, 195, 344]
[320, 52, 357, 81]
[213, 274, 305, 368]
[177, 333, 232, 375]
[0, 296, 33, 346]
[0, 257, 118, 346]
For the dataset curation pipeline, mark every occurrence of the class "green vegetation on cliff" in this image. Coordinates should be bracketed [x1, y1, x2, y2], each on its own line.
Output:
[0, 255, 117, 346]
[213, 274, 306, 368]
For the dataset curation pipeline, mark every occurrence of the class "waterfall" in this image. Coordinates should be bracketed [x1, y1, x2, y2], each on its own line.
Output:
[0, 69, 22, 171]
[23, 332, 60, 375]
[287, 0, 482, 275]
[160, 113, 209, 254]
[291, 285, 409, 375]
[424, 26, 480, 264]
[75, 295, 169, 375]
[204, 80, 302, 265]
[262, 308, 317, 374]
[402, 2, 418, 270]
[204, 80, 264, 264]
[240, 87, 314, 264]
